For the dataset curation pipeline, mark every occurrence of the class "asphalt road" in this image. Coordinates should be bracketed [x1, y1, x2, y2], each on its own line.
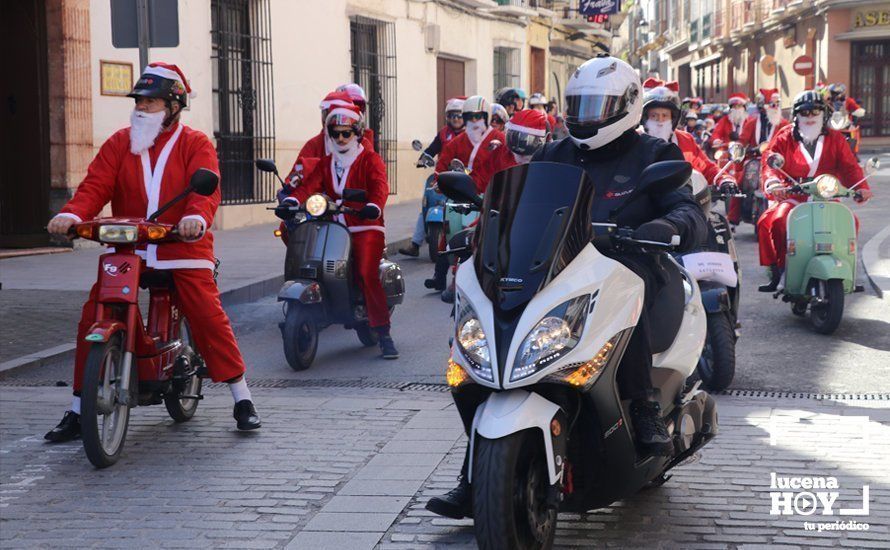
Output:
[6, 155, 889, 394]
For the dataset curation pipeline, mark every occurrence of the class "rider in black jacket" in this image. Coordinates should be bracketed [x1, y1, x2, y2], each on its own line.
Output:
[426, 54, 707, 520]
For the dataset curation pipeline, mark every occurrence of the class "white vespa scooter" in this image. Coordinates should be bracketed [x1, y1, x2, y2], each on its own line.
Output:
[438, 161, 719, 549]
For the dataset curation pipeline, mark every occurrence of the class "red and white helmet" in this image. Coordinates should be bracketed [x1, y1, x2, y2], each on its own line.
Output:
[336, 83, 368, 113]
[445, 96, 466, 113]
[505, 109, 550, 157]
[463, 95, 490, 124]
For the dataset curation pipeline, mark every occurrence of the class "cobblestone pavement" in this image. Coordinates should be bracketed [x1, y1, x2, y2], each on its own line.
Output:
[1, 384, 888, 549]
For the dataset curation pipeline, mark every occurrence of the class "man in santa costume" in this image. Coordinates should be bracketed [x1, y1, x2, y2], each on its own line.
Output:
[399, 96, 466, 258]
[708, 93, 750, 224]
[740, 88, 789, 149]
[756, 90, 872, 292]
[44, 63, 261, 442]
[469, 108, 551, 193]
[426, 96, 505, 293]
[277, 105, 399, 359]
[640, 79, 737, 194]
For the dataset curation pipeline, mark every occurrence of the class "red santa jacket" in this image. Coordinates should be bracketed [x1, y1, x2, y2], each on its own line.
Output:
[760, 125, 867, 202]
[740, 114, 790, 148]
[287, 147, 388, 234]
[59, 123, 219, 270]
[709, 115, 745, 147]
[469, 143, 518, 194]
[435, 127, 506, 174]
[287, 129, 375, 183]
[674, 130, 729, 186]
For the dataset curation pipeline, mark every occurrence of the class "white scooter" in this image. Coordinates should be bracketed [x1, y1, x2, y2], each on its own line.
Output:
[438, 161, 719, 549]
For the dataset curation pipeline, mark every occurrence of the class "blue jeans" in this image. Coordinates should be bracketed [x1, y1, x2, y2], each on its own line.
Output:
[412, 211, 425, 246]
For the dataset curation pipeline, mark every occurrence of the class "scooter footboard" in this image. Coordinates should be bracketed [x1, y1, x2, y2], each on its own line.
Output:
[468, 390, 566, 485]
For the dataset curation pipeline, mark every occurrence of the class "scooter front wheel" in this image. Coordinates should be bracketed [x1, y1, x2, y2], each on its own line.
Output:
[809, 279, 844, 335]
[283, 304, 317, 370]
[473, 431, 556, 550]
[81, 334, 131, 468]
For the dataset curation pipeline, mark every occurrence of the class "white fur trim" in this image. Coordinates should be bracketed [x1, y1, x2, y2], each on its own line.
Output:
[468, 127, 493, 172]
[55, 213, 83, 223]
[139, 124, 184, 219]
[145, 244, 215, 270]
[798, 136, 824, 178]
[143, 65, 184, 85]
[178, 215, 207, 242]
[326, 107, 362, 125]
[504, 121, 546, 137]
[320, 98, 352, 110]
[348, 225, 385, 234]
[365, 203, 382, 220]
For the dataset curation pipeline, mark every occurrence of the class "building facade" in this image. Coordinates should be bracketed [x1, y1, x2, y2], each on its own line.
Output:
[0, 0, 606, 247]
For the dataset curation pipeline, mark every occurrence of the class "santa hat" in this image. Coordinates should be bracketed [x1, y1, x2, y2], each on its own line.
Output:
[643, 78, 679, 93]
[319, 90, 354, 111]
[505, 109, 549, 137]
[728, 93, 748, 106]
[143, 62, 194, 98]
[445, 96, 467, 112]
[325, 103, 363, 127]
[760, 88, 780, 102]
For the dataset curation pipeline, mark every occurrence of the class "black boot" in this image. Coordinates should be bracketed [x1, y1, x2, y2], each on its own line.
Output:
[44, 411, 81, 443]
[398, 241, 420, 257]
[758, 265, 782, 292]
[424, 277, 446, 291]
[426, 476, 472, 519]
[630, 400, 672, 455]
[233, 400, 262, 431]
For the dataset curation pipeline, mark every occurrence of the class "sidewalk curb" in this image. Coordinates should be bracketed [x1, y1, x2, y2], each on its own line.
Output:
[0, 236, 415, 376]
[862, 224, 890, 300]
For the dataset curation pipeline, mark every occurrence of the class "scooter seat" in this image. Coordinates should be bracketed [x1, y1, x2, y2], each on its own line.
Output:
[139, 270, 174, 289]
[648, 259, 685, 354]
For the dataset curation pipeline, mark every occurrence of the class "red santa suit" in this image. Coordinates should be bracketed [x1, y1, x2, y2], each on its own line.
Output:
[757, 125, 867, 267]
[435, 127, 506, 174]
[739, 113, 790, 148]
[285, 109, 391, 328]
[710, 115, 746, 148]
[469, 142, 517, 194]
[673, 130, 732, 187]
[58, 122, 246, 391]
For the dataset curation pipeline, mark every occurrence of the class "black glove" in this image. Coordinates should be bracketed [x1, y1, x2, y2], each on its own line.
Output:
[719, 181, 740, 195]
[356, 204, 381, 220]
[274, 204, 296, 221]
[633, 219, 678, 245]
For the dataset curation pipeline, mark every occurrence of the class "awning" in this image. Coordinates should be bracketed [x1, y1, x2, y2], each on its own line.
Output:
[691, 53, 723, 68]
[835, 28, 890, 41]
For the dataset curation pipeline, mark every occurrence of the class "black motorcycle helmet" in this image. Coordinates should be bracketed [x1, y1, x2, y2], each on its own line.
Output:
[791, 90, 829, 140]
[495, 87, 526, 110]
[128, 63, 190, 109]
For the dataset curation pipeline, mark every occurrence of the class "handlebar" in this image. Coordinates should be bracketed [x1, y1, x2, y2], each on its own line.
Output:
[591, 222, 680, 252]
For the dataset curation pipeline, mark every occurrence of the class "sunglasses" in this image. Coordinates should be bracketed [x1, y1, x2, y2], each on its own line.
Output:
[464, 113, 486, 121]
[327, 128, 356, 139]
[798, 108, 823, 117]
[446, 112, 462, 120]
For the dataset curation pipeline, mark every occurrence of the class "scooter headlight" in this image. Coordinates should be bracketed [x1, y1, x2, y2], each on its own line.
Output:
[511, 295, 589, 382]
[305, 194, 329, 217]
[98, 224, 138, 243]
[456, 301, 493, 381]
[815, 174, 841, 199]
[829, 111, 849, 130]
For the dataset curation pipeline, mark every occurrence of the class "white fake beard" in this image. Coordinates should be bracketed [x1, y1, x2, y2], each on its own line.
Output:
[798, 115, 823, 144]
[728, 108, 747, 125]
[332, 137, 361, 168]
[766, 107, 782, 125]
[644, 120, 673, 142]
[129, 110, 167, 155]
[466, 120, 487, 145]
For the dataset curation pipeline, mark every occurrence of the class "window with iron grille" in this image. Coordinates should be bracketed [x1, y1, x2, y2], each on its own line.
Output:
[494, 47, 520, 95]
[211, 0, 276, 205]
[350, 16, 398, 194]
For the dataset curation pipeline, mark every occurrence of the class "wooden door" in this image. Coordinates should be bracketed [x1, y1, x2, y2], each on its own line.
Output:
[437, 58, 465, 128]
[530, 47, 546, 95]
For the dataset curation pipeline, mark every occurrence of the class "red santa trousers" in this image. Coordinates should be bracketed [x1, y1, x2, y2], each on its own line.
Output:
[352, 230, 390, 329]
[72, 268, 246, 391]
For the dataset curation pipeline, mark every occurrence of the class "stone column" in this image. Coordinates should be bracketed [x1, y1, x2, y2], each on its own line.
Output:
[45, 0, 93, 213]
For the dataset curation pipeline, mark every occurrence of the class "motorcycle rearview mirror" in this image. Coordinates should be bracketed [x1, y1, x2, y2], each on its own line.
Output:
[411, 139, 423, 151]
[866, 157, 880, 175]
[637, 160, 693, 196]
[766, 152, 785, 170]
[255, 159, 278, 174]
[437, 172, 482, 209]
[148, 168, 218, 221]
[728, 142, 745, 163]
[449, 159, 467, 172]
[341, 188, 368, 202]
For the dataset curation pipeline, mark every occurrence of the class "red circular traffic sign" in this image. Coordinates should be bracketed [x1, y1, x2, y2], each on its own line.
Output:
[793, 55, 814, 76]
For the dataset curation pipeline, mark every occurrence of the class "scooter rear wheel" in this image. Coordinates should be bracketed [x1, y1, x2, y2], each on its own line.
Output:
[355, 323, 379, 347]
[164, 320, 203, 422]
[473, 431, 556, 550]
[81, 334, 131, 468]
[697, 313, 736, 392]
[427, 223, 443, 263]
[283, 304, 317, 370]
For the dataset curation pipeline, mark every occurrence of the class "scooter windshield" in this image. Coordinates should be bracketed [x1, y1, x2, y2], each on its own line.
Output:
[474, 162, 595, 313]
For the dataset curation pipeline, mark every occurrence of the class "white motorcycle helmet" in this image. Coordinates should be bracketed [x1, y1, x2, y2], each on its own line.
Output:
[564, 54, 643, 150]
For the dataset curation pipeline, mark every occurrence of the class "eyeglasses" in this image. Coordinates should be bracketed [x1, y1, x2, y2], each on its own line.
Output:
[463, 113, 486, 121]
[798, 108, 823, 117]
[327, 128, 356, 139]
[768, 102, 780, 109]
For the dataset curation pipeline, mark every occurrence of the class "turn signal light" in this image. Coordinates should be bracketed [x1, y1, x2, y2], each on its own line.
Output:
[146, 225, 169, 241]
[274, 229, 282, 237]
[787, 239, 796, 256]
[446, 359, 469, 387]
[563, 338, 616, 387]
[849, 239, 856, 255]
[76, 225, 94, 239]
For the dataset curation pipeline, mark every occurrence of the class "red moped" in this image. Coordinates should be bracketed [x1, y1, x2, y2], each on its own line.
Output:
[68, 169, 218, 468]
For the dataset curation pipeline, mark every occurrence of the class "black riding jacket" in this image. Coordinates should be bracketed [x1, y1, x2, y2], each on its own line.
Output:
[531, 129, 707, 253]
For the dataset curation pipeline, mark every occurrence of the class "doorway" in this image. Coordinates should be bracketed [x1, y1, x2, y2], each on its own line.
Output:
[851, 40, 890, 138]
[0, 0, 51, 248]
[437, 57, 465, 129]
[530, 46, 545, 95]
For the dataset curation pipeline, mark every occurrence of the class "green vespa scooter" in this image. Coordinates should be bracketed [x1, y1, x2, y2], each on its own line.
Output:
[764, 153, 879, 334]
